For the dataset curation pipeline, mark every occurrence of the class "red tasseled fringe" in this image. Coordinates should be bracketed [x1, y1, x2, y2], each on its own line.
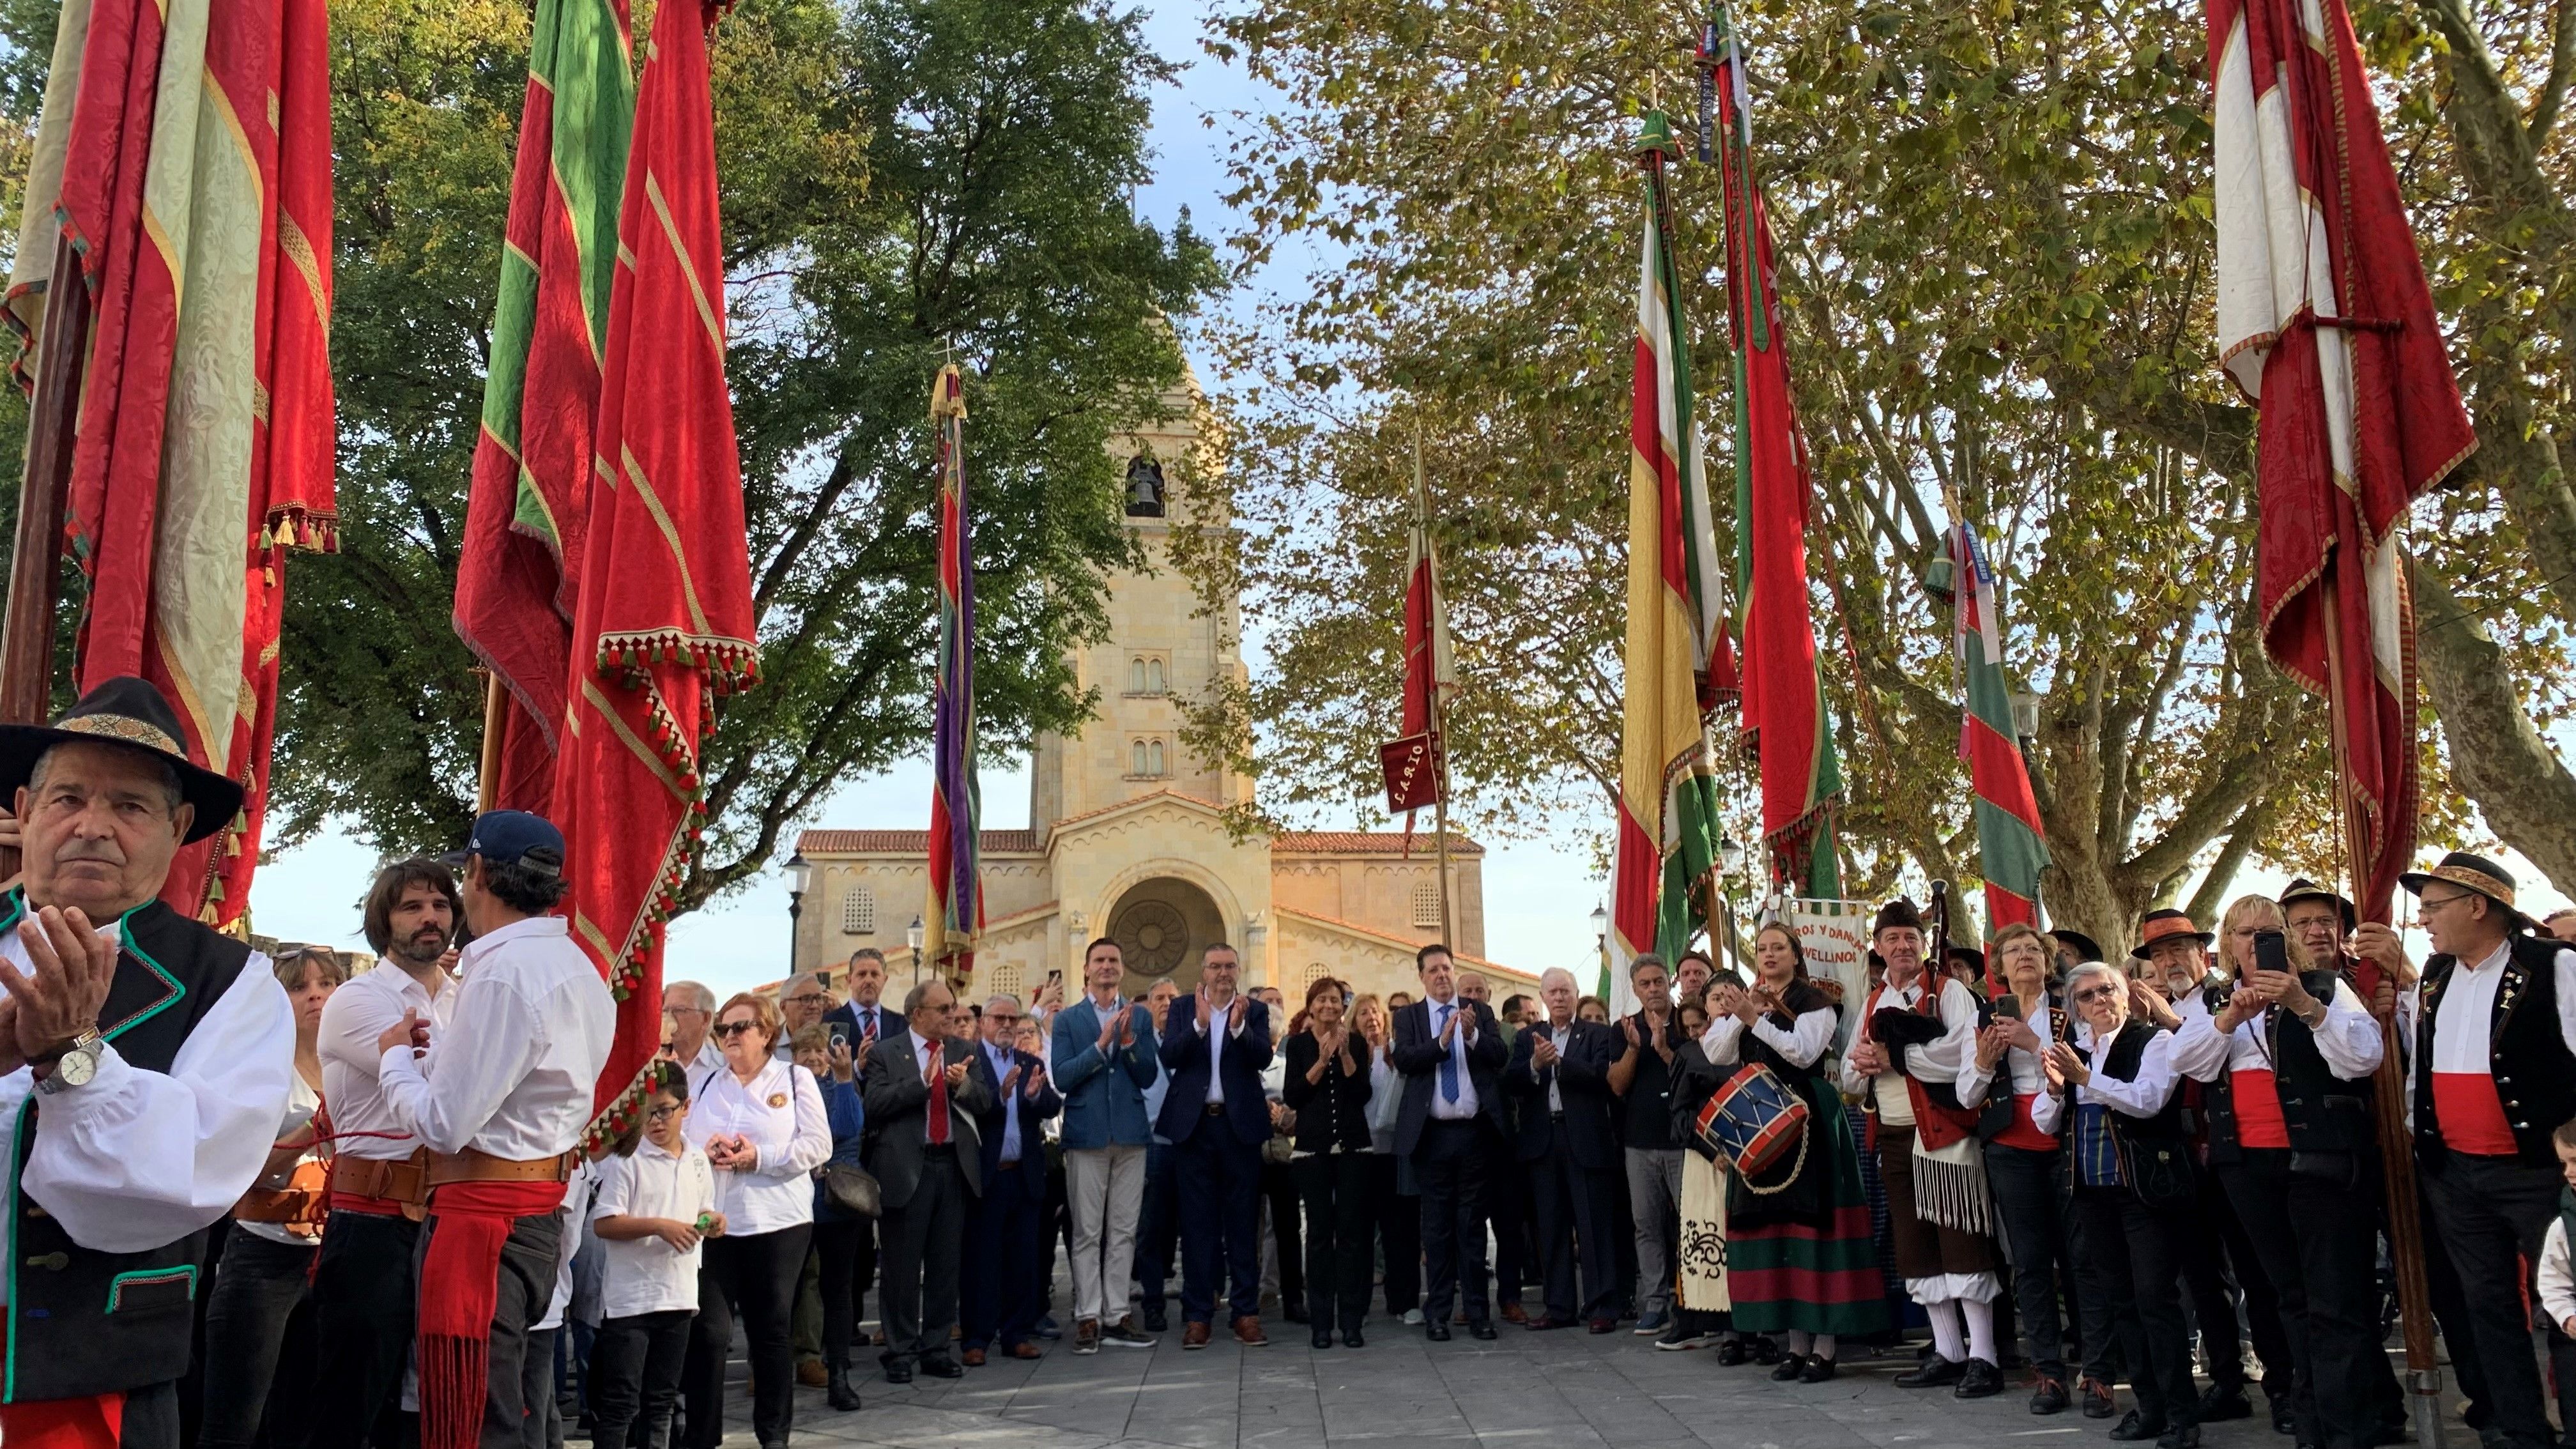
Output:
[417, 1181, 567, 1449]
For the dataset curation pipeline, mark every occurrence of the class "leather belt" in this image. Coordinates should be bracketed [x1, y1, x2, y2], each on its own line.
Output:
[330, 1149, 431, 1208]
[1205, 1103, 1226, 1116]
[426, 1146, 580, 1188]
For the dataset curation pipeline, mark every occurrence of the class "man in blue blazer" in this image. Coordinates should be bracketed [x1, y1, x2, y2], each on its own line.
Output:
[1505, 967, 1623, 1330]
[1154, 942, 1275, 1347]
[1051, 937, 1161, 1353]
[1394, 942, 1510, 1340]
[961, 993, 1061, 1365]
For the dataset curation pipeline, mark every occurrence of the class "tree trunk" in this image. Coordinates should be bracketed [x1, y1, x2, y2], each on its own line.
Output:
[2412, 558, 2576, 896]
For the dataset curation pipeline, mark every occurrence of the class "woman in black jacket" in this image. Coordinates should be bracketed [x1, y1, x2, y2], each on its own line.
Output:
[1282, 976, 1377, 1349]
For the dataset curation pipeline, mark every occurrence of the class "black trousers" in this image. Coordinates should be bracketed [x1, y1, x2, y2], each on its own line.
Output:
[589, 1310, 692, 1449]
[412, 1204, 561, 1449]
[1176, 1114, 1264, 1324]
[1136, 1140, 1180, 1312]
[1411, 1117, 1491, 1324]
[201, 1229, 319, 1449]
[2219, 1153, 2384, 1449]
[880, 1151, 969, 1364]
[682, 1225, 810, 1449]
[1365, 1151, 1420, 1316]
[305, 1210, 425, 1449]
[2182, 1163, 2290, 1395]
[2073, 1187, 2199, 1428]
[1525, 1130, 1620, 1323]
[2421, 1151, 2563, 1449]
[1483, 1134, 1528, 1307]
[1986, 1143, 2073, 1380]
[960, 1167, 1044, 1350]
[1292, 1151, 1376, 1331]
[812, 1218, 870, 1368]
[1259, 1156, 1306, 1310]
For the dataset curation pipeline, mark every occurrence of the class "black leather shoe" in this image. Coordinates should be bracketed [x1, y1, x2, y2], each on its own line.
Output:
[2270, 1398, 2297, 1435]
[1312, 1326, 1333, 1349]
[1749, 1337, 1783, 1365]
[1342, 1325, 1365, 1349]
[917, 1356, 964, 1380]
[882, 1361, 915, 1384]
[2110, 1410, 2169, 1443]
[1769, 1353, 1805, 1381]
[1141, 1305, 1169, 1333]
[2029, 1376, 2069, 1415]
[1425, 1321, 1452, 1342]
[1715, 1338, 1748, 1366]
[1896, 1355, 1967, 1388]
[2199, 1386, 2253, 1423]
[2156, 1426, 2202, 1449]
[1956, 1358, 2005, 1400]
[1468, 1319, 1498, 1340]
[1800, 1356, 1838, 1384]
[825, 1365, 862, 1412]
[2082, 1377, 2117, 1419]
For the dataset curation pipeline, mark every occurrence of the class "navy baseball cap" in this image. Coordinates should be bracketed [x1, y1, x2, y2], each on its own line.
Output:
[466, 810, 565, 874]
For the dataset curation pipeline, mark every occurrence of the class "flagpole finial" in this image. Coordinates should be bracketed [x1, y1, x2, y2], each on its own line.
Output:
[1636, 109, 1683, 165]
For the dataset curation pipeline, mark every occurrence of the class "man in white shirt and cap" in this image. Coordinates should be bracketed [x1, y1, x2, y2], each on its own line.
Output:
[0, 675, 294, 1449]
[374, 810, 614, 1449]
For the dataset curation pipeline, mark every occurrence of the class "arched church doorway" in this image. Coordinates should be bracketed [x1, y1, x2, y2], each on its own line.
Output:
[1105, 876, 1229, 995]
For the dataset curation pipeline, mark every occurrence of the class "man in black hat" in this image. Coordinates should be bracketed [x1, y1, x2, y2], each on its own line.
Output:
[0, 675, 295, 1449]
[1841, 898, 2004, 1398]
[2386, 852, 2576, 1449]
[2050, 929, 2105, 974]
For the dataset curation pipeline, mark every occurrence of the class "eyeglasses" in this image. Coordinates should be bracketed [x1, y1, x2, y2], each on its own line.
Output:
[713, 1021, 759, 1038]
[2416, 891, 2475, 914]
[986, 1012, 1023, 1025]
[647, 1105, 681, 1123]
[2071, 985, 2121, 1004]
[663, 1006, 706, 1018]
[782, 994, 826, 1007]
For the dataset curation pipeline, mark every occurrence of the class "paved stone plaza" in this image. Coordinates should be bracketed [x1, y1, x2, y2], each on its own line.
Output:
[718, 1328, 2444, 1449]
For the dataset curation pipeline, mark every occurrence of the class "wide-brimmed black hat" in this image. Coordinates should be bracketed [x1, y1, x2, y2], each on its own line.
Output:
[2401, 851, 2530, 931]
[0, 676, 241, 843]
[2277, 878, 2358, 933]
[2048, 928, 2105, 964]
[1943, 940, 1987, 977]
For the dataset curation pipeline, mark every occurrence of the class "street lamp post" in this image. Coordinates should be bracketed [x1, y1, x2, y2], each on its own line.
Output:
[907, 915, 926, 986]
[1589, 901, 1608, 988]
[1715, 834, 1745, 979]
[785, 851, 811, 973]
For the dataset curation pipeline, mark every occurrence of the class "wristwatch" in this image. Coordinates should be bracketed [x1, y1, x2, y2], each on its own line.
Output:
[33, 1031, 102, 1095]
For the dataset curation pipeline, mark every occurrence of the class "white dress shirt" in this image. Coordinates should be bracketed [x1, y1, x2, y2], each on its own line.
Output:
[376, 916, 615, 1159]
[1703, 1006, 1837, 1071]
[1955, 997, 2061, 1107]
[1204, 997, 1250, 1106]
[318, 960, 457, 1162]
[1838, 976, 1977, 1126]
[1525, 1021, 1568, 1112]
[688, 1057, 830, 1234]
[0, 914, 293, 1302]
[592, 1139, 717, 1317]
[2170, 979, 2384, 1082]
[2032, 1022, 2182, 1135]
[539, 1157, 596, 1330]
[2419, 940, 2576, 1073]
[1425, 995, 1481, 1120]
[2543, 1216, 2576, 1336]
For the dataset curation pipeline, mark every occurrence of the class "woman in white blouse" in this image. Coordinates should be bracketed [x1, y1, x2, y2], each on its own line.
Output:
[1958, 923, 2082, 1414]
[678, 993, 831, 1449]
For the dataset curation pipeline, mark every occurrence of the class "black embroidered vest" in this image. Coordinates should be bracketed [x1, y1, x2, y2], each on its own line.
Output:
[2203, 968, 2378, 1163]
[4, 893, 254, 1403]
[2413, 935, 2576, 1168]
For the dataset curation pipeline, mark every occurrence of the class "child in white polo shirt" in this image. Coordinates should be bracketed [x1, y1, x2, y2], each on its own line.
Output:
[590, 1073, 723, 1449]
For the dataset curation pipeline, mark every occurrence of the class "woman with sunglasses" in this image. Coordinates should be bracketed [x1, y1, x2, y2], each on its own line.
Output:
[679, 993, 832, 1449]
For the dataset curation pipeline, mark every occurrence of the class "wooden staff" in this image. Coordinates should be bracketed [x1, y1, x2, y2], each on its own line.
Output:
[0, 231, 96, 878]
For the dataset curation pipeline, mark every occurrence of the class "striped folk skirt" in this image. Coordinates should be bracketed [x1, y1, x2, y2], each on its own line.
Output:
[1723, 1089, 1897, 1337]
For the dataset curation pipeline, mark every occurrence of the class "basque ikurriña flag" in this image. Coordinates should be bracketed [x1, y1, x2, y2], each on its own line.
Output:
[1710, 7, 1842, 898]
[1948, 524, 2048, 929]
[1609, 111, 1728, 1009]
[922, 364, 983, 977]
[4, 0, 337, 921]
[453, 0, 636, 813]
[2211, 0, 2472, 921]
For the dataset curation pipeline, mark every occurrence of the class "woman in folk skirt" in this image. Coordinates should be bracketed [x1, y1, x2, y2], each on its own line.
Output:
[1702, 923, 1894, 1380]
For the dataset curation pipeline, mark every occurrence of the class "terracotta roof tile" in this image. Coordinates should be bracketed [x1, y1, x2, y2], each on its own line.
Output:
[797, 829, 1043, 854]
[1271, 830, 1484, 857]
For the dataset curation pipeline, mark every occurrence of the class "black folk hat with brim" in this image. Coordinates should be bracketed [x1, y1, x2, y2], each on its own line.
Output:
[2400, 851, 2530, 930]
[2048, 928, 2106, 965]
[0, 675, 243, 844]
[2277, 878, 2358, 932]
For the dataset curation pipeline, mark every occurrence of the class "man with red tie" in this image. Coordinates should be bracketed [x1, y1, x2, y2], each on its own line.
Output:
[2384, 853, 2576, 1449]
[861, 979, 991, 1383]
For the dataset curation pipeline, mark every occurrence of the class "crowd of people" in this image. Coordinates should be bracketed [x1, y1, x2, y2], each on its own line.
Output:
[6, 674, 2576, 1449]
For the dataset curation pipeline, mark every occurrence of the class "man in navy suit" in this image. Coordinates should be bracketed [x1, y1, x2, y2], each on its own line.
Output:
[1506, 967, 1624, 1331]
[961, 993, 1061, 1365]
[1155, 942, 1275, 1347]
[1394, 942, 1510, 1340]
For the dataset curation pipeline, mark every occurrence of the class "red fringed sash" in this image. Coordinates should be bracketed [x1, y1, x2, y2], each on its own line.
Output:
[417, 1179, 567, 1449]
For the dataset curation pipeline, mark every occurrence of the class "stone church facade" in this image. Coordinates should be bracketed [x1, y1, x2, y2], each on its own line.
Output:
[787, 380, 1528, 1006]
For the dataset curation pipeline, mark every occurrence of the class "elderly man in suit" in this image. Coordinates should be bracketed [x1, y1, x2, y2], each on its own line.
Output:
[962, 993, 1062, 1365]
[1052, 937, 1161, 1353]
[1395, 942, 1510, 1340]
[862, 979, 992, 1383]
[1156, 942, 1275, 1348]
[1507, 966, 1623, 1331]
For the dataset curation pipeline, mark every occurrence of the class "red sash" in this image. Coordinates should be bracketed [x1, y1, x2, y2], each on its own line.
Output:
[2432, 1073, 2518, 1156]
[418, 1179, 569, 1449]
[2229, 1067, 2290, 1149]
[1995, 1092, 2056, 1152]
[0, 1327, 120, 1449]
